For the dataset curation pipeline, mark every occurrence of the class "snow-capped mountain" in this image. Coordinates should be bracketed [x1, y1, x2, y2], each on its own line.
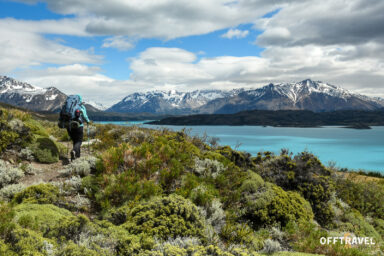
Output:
[82, 98, 109, 111]
[0, 76, 104, 112]
[107, 89, 237, 114]
[0, 76, 67, 112]
[108, 79, 384, 114]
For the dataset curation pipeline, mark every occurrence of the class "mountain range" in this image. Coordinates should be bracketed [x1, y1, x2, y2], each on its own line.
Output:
[1, 76, 384, 114]
[107, 79, 384, 114]
[0, 76, 102, 112]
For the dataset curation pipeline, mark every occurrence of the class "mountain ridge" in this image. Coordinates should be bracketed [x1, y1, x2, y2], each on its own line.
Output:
[0, 76, 103, 112]
[2, 76, 384, 114]
[108, 79, 384, 114]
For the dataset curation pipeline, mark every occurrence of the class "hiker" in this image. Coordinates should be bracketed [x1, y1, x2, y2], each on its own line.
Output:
[58, 95, 90, 161]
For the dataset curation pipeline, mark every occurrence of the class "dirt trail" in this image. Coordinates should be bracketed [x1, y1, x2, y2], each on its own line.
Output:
[19, 159, 68, 186]
[19, 142, 94, 186]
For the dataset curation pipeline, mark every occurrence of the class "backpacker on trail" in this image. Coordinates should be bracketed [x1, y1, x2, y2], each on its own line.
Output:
[58, 95, 88, 130]
[58, 95, 90, 161]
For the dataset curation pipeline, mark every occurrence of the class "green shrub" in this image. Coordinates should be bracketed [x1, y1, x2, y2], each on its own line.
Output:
[256, 152, 335, 226]
[8, 226, 56, 256]
[24, 118, 49, 137]
[147, 243, 261, 256]
[122, 195, 206, 240]
[14, 203, 73, 234]
[216, 146, 254, 169]
[31, 137, 60, 163]
[0, 201, 15, 240]
[95, 220, 154, 255]
[0, 129, 18, 153]
[13, 183, 60, 204]
[284, 221, 375, 256]
[57, 241, 99, 256]
[373, 218, 384, 239]
[95, 171, 162, 210]
[240, 171, 313, 228]
[59, 156, 97, 177]
[336, 178, 384, 219]
[48, 214, 89, 243]
[262, 239, 282, 254]
[298, 177, 335, 226]
[0, 109, 32, 153]
[337, 209, 382, 243]
[189, 184, 219, 207]
[0, 160, 24, 189]
[0, 239, 16, 256]
[220, 222, 267, 251]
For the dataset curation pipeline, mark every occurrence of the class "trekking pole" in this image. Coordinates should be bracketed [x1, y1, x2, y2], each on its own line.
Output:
[87, 123, 90, 154]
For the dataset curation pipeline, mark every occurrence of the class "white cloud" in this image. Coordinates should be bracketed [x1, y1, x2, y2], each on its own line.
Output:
[221, 29, 249, 39]
[17, 64, 127, 106]
[255, 0, 384, 47]
[102, 36, 135, 51]
[11, 0, 282, 39]
[0, 18, 101, 73]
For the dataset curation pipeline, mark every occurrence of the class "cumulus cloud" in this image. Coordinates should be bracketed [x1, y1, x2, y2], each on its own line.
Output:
[255, 0, 384, 47]
[0, 18, 101, 73]
[221, 29, 249, 39]
[11, 0, 282, 39]
[102, 36, 135, 51]
[16, 64, 129, 106]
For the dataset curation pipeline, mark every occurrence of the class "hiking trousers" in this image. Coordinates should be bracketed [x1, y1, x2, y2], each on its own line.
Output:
[67, 126, 83, 158]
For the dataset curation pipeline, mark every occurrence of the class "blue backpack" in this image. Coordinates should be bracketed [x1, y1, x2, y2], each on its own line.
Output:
[58, 95, 83, 129]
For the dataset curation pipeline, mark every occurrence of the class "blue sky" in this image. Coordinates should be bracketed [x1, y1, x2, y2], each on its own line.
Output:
[0, 0, 383, 105]
[0, 0, 265, 80]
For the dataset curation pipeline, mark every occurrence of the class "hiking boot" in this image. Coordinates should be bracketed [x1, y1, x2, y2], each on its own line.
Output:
[70, 150, 76, 161]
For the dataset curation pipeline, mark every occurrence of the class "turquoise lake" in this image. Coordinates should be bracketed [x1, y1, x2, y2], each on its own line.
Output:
[98, 121, 384, 173]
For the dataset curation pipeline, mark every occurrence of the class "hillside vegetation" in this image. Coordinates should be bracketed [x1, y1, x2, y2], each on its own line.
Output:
[0, 106, 383, 255]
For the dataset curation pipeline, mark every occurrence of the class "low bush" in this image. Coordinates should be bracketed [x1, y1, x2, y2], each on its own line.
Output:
[337, 209, 382, 243]
[284, 221, 375, 256]
[0, 184, 26, 201]
[257, 152, 336, 226]
[189, 184, 219, 207]
[336, 178, 384, 219]
[48, 214, 90, 243]
[122, 195, 206, 240]
[0, 110, 33, 153]
[200, 199, 226, 234]
[56, 241, 99, 256]
[0, 160, 24, 189]
[19, 147, 35, 161]
[31, 137, 60, 163]
[373, 218, 384, 240]
[7, 226, 56, 256]
[59, 156, 97, 177]
[193, 157, 227, 178]
[147, 243, 260, 256]
[0, 201, 15, 240]
[262, 239, 282, 254]
[240, 171, 313, 228]
[13, 183, 60, 204]
[220, 222, 267, 252]
[0, 239, 16, 256]
[14, 203, 73, 234]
